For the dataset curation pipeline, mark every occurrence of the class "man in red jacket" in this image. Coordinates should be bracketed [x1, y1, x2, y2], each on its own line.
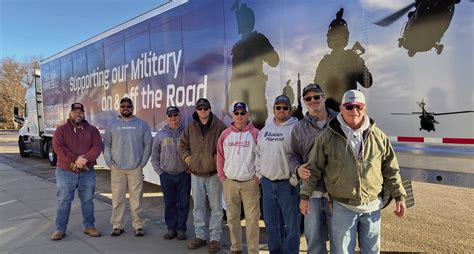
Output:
[50, 103, 103, 241]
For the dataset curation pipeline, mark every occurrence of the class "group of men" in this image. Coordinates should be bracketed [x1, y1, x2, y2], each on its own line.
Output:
[49, 83, 406, 254]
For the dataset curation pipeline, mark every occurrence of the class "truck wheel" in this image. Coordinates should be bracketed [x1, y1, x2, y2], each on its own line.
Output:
[47, 142, 57, 166]
[19, 139, 29, 157]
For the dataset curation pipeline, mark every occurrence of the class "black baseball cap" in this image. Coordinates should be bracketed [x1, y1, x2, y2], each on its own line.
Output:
[195, 98, 211, 109]
[274, 95, 291, 107]
[166, 106, 180, 115]
[70, 103, 84, 112]
[120, 97, 133, 105]
[302, 83, 324, 96]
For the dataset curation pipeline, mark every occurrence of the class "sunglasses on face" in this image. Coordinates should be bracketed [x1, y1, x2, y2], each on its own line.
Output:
[345, 105, 363, 111]
[196, 107, 209, 111]
[233, 111, 247, 116]
[275, 106, 290, 111]
[120, 105, 132, 109]
[167, 113, 179, 118]
[303, 95, 322, 102]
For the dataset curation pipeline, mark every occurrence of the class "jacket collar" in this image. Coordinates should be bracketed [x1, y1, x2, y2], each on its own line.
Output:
[230, 121, 255, 132]
[328, 114, 375, 140]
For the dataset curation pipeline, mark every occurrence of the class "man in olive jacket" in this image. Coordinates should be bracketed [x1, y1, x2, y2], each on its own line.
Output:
[179, 98, 227, 252]
[300, 90, 406, 254]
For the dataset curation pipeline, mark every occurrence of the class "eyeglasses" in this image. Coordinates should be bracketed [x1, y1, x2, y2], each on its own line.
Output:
[233, 111, 247, 116]
[303, 95, 322, 102]
[275, 106, 290, 111]
[120, 105, 132, 109]
[196, 107, 209, 111]
[167, 113, 179, 118]
[344, 105, 363, 111]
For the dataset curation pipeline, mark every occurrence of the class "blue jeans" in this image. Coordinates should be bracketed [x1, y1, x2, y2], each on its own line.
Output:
[331, 201, 381, 254]
[55, 168, 96, 232]
[160, 172, 191, 232]
[305, 197, 334, 254]
[261, 177, 301, 254]
[191, 174, 223, 241]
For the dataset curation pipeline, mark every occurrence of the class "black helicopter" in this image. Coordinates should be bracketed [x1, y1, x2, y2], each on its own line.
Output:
[391, 99, 474, 132]
[374, 0, 465, 57]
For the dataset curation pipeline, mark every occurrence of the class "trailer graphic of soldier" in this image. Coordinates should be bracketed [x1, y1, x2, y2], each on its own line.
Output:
[314, 8, 373, 112]
[228, 0, 279, 129]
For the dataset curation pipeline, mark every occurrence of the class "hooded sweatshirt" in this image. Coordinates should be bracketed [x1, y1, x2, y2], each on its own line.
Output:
[217, 122, 259, 182]
[151, 124, 188, 175]
[103, 116, 153, 170]
[256, 116, 298, 180]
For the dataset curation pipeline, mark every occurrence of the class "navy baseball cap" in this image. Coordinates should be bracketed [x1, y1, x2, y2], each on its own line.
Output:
[70, 103, 84, 112]
[274, 95, 291, 107]
[166, 106, 180, 115]
[233, 102, 248, 112]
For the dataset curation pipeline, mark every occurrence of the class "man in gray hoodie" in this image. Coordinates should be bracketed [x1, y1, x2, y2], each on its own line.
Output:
[151, 106, 190, 241]
[103, 97, 153, 237]
[256, 95, 300, 254]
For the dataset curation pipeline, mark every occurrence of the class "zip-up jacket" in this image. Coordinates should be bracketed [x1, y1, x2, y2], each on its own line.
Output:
[301, 117, 407, 206]
[288, 109, 337, 193]
[103, 116, 153, 170]
[256, 117, 298, 180]
[179, 112, 227, 176]
[151, 124, 188, 175]
[217, 122, 259, 182]
[53, 120, 102, 172]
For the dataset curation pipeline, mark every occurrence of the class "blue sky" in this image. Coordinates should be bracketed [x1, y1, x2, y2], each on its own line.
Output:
[0, 0, 167, 60]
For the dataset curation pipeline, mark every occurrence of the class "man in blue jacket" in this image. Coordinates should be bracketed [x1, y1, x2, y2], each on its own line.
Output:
[151, 106, 190, 241]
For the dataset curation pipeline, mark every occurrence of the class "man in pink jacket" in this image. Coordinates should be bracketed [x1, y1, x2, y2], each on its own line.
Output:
[217, 102, 260, 254]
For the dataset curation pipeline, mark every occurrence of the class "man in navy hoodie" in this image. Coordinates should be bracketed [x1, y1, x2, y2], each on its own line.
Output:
[50, 103, 103, 241]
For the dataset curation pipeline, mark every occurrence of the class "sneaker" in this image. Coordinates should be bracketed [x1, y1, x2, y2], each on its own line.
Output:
[177, 231, 187, 240]
[208, 240, 220, 252]
[187, 237, 207, 249]
[134, 228, 145, 237]
[163, 230, 177, 240]
[50, 230, 65, 241]
[83, 227, 101, 237]
[110, 228, 124, 236]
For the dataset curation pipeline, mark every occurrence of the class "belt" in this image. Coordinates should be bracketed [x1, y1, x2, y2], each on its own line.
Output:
[191, 170, 217, 177]
[230, 178, 253, 183]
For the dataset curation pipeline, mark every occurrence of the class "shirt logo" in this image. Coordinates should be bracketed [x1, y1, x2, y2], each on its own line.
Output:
[263, 131, 285, 142]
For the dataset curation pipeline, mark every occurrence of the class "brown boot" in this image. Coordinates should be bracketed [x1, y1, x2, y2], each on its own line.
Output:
[208, 240, 220, 252]
[83, 227, 102, 237]
[50, 231, 65, 241]
[187, 237, 207, 249]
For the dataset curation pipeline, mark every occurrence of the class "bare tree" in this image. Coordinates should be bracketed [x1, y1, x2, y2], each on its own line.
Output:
[0, 56, 40, 129]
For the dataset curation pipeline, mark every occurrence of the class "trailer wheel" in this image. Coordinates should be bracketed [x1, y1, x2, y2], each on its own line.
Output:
[19, 139, 29, 157]
[47, 141, 57, 166]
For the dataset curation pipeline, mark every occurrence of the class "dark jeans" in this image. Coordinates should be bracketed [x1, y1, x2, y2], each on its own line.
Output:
[160, 171, 191, 232]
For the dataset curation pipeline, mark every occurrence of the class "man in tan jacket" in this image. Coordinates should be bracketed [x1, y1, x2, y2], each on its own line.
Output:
[179, 98, 227, 252]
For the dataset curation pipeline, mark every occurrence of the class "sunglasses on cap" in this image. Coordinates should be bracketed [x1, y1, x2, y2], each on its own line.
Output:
[303, 95, 322, 102]
[274, 106, 290, 111]
[233, 111, 247, 116]
[344, 105, 364, 111]
[167, 113, 179, 117]
[196, 107, 209, 111]
[120, 105, 133, 109]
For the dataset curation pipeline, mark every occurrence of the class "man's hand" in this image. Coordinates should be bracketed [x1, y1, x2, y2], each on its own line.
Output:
[297, 163, 311, 180]
[300, 199, 310, 215]
[394, 200, 406, 217]
[75, 156, 88, 170]
[184, 156, 191, 166]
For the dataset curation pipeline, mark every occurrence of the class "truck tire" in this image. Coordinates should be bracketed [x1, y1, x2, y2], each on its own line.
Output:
[18, 139, 29, 157]
[47, 141, 57, 166]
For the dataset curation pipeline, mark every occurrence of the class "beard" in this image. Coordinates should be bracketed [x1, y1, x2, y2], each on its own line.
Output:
[69, 115, 84, 125]
[120, 111, 133, 118]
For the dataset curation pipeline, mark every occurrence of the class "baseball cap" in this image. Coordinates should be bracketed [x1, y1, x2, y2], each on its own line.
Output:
[195, 98, 211, 109]
[166, 106, 180, 115]
[232, 102, 248, 112]
[274, 95, 291, 107]
[120, 97, 133, 105]
[302, 83, 324, 96]
[70, 103, 84, 112]
[341, 90, 366, 106]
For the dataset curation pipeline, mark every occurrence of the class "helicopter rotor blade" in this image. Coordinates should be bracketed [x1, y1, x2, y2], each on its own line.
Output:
[374, 2, 416, 27]
[433, 110, 474, 116]
[391, 112, 422, 115]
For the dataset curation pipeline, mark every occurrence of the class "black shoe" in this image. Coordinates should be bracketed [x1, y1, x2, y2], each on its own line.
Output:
[134, 228, 145, 237]
[163, 230, 177, 240]
[176, 231, 187, 240]
[110, 228, 124, 236]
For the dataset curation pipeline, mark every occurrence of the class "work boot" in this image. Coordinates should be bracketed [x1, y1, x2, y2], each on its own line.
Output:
[83, 227, 101, 237]
[50, 230, 65, 241]
[208, 240, 220, 252]
[134, 228, 145, 237]
[177, 231, 187, 240]
[110, 228, 124, 236]
[163, 230, 177, 240]
[187, 237, 207, 249]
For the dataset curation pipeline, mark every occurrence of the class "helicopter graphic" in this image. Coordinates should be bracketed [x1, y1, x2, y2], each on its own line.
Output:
[391, 99, 474, 132]
[374, 0, 467, 57]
